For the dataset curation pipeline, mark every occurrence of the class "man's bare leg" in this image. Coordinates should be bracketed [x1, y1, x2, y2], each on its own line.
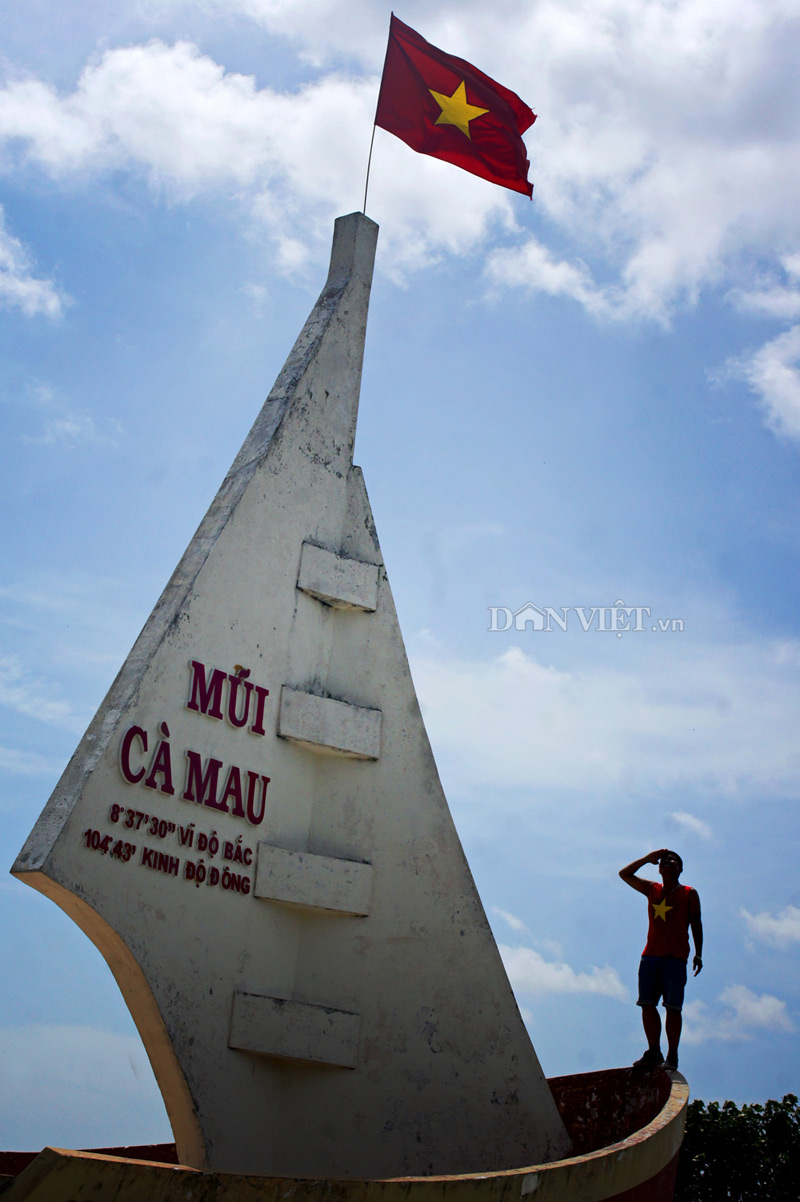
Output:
[633, 1004, 663, 1066]
[665, 1008, 682, 1066]
[640, 1004, 662, 1057]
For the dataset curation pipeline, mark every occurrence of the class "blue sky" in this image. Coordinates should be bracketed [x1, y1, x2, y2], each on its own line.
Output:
[1, 0, 799, 1153]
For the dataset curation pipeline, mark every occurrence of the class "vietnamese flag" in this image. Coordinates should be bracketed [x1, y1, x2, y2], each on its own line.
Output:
[375, 14, 535, 197]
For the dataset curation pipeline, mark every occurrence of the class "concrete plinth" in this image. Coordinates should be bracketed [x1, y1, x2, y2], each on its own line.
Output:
[0, 1069, 689, 1202]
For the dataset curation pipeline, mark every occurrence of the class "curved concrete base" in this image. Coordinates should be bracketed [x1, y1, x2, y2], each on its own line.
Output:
[0, 1068, 688, 1202]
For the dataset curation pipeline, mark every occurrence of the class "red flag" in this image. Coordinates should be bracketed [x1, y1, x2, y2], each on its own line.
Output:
[375, 14, 535, 197]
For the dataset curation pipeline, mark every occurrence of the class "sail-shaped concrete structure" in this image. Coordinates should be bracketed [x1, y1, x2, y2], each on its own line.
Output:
[12, 213, 572, 1178]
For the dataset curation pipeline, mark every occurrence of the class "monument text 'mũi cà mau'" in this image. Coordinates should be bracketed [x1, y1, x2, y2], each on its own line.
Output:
[12, 213, 572, 1178]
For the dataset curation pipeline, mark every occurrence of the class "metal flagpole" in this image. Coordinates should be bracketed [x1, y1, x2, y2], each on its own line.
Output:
[362, 123, 377, 216]
[364, 13, 394, 215]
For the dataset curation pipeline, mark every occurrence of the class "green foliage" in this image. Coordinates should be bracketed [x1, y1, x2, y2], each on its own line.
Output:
[675, 1094, 800, 1202]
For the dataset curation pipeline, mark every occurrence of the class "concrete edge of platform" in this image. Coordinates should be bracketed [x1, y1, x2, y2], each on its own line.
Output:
[0, 1070, 689, 1202]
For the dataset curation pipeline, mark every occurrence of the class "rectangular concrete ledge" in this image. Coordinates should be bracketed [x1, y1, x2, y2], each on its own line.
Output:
[229, 991, 360, 1069]
[254, 843, 373, 915]
[278, 686, 381, 759]
[297, 542, 379, 612]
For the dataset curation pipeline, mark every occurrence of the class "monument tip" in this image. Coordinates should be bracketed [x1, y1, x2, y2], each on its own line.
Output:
[327, 212, 379, 291]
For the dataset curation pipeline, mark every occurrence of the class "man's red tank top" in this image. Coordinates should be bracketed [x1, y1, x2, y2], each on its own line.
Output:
[643, 882, 695, 960]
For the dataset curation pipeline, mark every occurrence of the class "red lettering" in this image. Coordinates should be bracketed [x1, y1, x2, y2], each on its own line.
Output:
[246, 772, 270, 826]
[220, 765, 245, 819]
[182, 751, 224, 810]
[144, 737, 175, 796]
[227, 674, 254, 729]
[154, 852, 179, 877]
[119, 725, 148, 784]
[186, 660, 226, 720]
[249, 684, 270, 736]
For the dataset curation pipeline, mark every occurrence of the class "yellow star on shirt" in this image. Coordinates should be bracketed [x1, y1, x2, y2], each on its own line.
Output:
[429, 80, 489, 139]
[652, 899, 673, 921]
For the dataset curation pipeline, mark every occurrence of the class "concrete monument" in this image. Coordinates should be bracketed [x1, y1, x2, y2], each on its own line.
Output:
[12, 213, 572, 1178]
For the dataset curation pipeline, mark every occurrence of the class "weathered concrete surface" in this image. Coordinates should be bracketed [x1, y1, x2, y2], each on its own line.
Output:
[253, 843, 373, 915]
[11, 213, 571, 1178]
[0, 1072, 689, 1202]
[229, 991, 360, 1068]
[297, 542, 380, 611]
[277, 686, 382, 758]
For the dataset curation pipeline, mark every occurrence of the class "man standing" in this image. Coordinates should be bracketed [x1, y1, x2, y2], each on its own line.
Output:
[619, 849, 703, 1071]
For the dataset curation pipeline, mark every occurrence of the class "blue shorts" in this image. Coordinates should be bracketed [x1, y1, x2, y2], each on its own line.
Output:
[637, 956, 687, 1011]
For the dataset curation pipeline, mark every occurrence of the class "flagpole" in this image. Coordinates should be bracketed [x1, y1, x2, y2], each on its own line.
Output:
[362, 123, 377, 215]
[363, 13, 395, 216]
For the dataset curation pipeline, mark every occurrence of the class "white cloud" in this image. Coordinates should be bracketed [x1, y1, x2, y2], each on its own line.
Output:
[500, 943, 627, 1000]
[0, 745, 63, 777]
[683, 984, 794, 1043]
[0, 655, 82, 731]
[182, 0, 387, 62]
[254, 0, 794, 324]
[0, 206, 65, 318]
[2, 0, 799, 321]
[727, 326, 800, 441]
[732, 288, 800, 320]
[22, 384, 121, 449]
[0, 39, 517, 278]
[410, 641, 800, 800]
[1, 3, 800, 447]
[27, 3, 797, 450]
[729, 256, 800, 320]
[492, 906, 529, 934]
[485, 238, 615, 318]
[0, 40, 279, 186]
[741, 904, 800, 948]
[488, 0, 800, 323]
[669, 811, 713, 840]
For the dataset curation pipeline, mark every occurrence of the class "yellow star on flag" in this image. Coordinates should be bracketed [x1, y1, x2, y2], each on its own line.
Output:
[652, 899, 673, 921]
[429, 80, 489, 139]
